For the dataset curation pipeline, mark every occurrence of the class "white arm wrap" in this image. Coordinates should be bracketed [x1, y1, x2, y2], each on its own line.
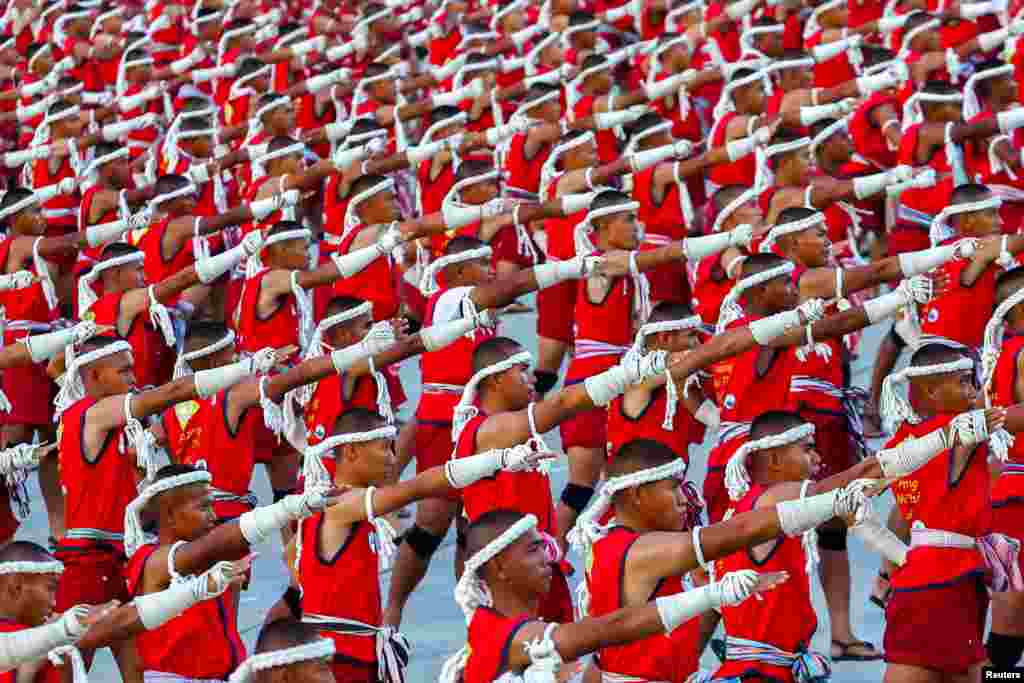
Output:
[444, 449, 503, 488]
[249, 196, 279, 221]
[118, 90, 156, 113]
[898, 243, 958, 277]
[853, 172, 890, 200]
[86, 218, 130, 248]
[0, 618, 78, 670]
[187, 163, 211, 184]
[21, 78, 53, 98]
[432, 86, 472, 107]
[25, 327, 76, 363]
[133, 578, 201, 630]
[331, 244, 382, 279]
[196, 243, 247, 284]
[102, 119, 141, 141]
[856, 70, 896, 96]
[726, 0, 758, 20]
[238, 495, 307, 546]
[876, 428, 948, 478]
[979, 28, 1008, 52]
[406, 139, 447, 164]
[695, 399, 720, 429]
[800, 102, 844, 126]
[644, 73, 685, 101]
[776, 488, 839, 536]
[811, 39, 849, 62]
[420, 316, 476, 352]
[726, 136, 757, 161]
[533, 259, 584, 290]
[331, 343, 371, 374]
[630, 144, 677, 172]
[682, 232, 732, 261]
[193, 356, 256, 398]
[333, 141, 370, 163]
[998, 107, 1024, 134]
[862, 289, 907, 324]
[851, 519, 908, 566]
[656, 586, 716, 632]
[584, 365, 629, 407]
[748, 309, 801, 345]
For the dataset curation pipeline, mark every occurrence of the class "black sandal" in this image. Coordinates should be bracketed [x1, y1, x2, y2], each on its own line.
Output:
[831, 639, 882, 662]
[869, 570, 892, 610]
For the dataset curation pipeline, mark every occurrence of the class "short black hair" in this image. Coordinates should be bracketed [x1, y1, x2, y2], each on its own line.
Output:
[464, 508, 528, 558]
[472, 336, 523, 374]
[749, 410, 806, 441]
[608, 439, 679, 477]
[335, 407, 387, 435]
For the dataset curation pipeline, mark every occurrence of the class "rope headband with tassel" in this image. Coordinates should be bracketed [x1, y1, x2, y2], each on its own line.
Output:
[930, 197, 1002, 247]
[124, 471, 213, 557]
[880, 356, 974, 431]
[78, 253, 145, 316]
[245, 229, 312, 278]
[716, 262, 795, 334]
[343, 178, 395, 239]
[760, 212, 826, 253]
[54, 341, 133, 420]
[173, 330, 236, 379]
[420, 247, 493, 296]
[724, 423, 815, 501]
[451, 351, 533, 448]
[227, 639, 336, 682]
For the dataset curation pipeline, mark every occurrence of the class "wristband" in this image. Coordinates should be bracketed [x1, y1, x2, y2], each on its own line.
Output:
[876, 428, 947, 478]
[748, 309, 801, 344]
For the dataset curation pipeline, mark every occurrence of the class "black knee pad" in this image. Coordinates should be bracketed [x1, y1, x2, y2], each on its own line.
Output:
[534, 371, 559, 396]
[272, 488, 295, 503]
[817, 526, 847, 551]
[560, 484, 595, 515]
[455, 516, 469, 549]
[988, 633, 1024, 669]
[282, 585, 302, 620]
[404, 524, 444, 560]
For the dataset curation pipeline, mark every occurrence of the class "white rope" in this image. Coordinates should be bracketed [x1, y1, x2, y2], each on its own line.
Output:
[0, 560, 64, 574]
[930, 197, 1002, 247]
[245, 229, 311, 278]
[724, 423, 815, 501]
[343, 179, 395, 242]
[539, 132, 595, 200]
[124, 471, 212, 557]
[454, 514, 537, 622]
[880, 357, 974, 432]
[716, 263, 795, 334]
[173, 331, 236, 379]
[229, 639, 335, 682]
[712, 189, 756, 233]
[760, 212, 825, 254]
[964, 64, 1014, 121]
[420, 247, 492, 296]
[451, 351, 533, 450]
[54, 341, 133, 420]
[78, 253, 145, 317]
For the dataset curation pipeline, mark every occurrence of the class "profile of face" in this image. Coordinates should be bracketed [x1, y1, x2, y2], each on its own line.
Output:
[600, 210, 643, 250]
[92, 350, 138, 394]
[771, 434, 820, 482]
[276, 657, 336, 683]
[341, 434, 397, 486]
[756, 32, 784, 58]
[325, 312, 372, 349]
[778, 147, 812, 185]
[172, 484, 217, 541]
[362, 190, 400, 224]
[751, 273, 799, 312]
[664, 44, 691, 71]
[493, 358, 537, 409]
[957, 204, 1002, 238]
[461, 178, 500, 205]
[737, 81, 766, 114]
[655, 327, 701, 352]
[911, 367, 978, 415]
[636, 477, 692, 532]
[536, 98, 563, 125]
[790, 223, 831, 268]
[489, 529, 554, 598]
[727, 201, 764, 231]
[100, 160, 135, 189]
[9, 572, 60, 626]
[564, 140, 598, 170]
[13, 207, 47, 237]
[498, 10, 526, 33]
[269, 237, 312, 271]
[267, 104, 296, 134]
[113, 261, 148, 291]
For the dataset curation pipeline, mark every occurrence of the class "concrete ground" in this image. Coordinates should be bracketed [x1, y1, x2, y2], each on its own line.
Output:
[17, 297, 896, 681]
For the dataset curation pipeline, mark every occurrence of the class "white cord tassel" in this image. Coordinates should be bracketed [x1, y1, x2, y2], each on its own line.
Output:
[724, 424, 816, 501]
[147, 286, 177, 347]
[48, 646, 88, 683]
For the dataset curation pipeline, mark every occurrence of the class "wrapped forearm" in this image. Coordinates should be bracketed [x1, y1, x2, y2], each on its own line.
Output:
[682, 229, 748, 261]
[432, 81, 483, 107]
[134, 577, 204, 629]
[655, 570, 759, 632]
[192, 64, 236, 83]
[34, 178, 75, 203]
[119, 86, 160, 113]
[444, 448, 507, 488]
[726, 136, 757, 161]
[979, 27, 1008, 52]
[998, 107, 1024, 134]
[854, 170, 902, 200]
[86, 217, 132, 247]
[811, 37, 857, 63]
[0, 609, 86, 669]
[533, 258, 587, 289]
[170, 47, 206, 75]
[775, 488, 842, 536]
[196, 242, 248, 283]
[26, 322, 97, 362]
[747, 309, 802, 344]
[898, 242, 965, 277]
[584, 365, 630, 407]
[102, 114, 156, 141]
[3, 145, 49, 168]
[290, 36, 327, 58]
[194, 351, 275, 398]
[630, 143, 679, 172]
[238, 492, 322, 545]
[330, 243, 384, 278]
[875, 428, 947, 478]
[862, 287, 911, 324]
[305, 69, 349, 94]
[800, 100, 853, 127]
[857, 68, 901, 95]
[421, 316, 476, 352]
[851, 519, 907, 566]
[17, 97, 51, 122]
[594, 106, 647, 130]
[406, 139, 448, 164]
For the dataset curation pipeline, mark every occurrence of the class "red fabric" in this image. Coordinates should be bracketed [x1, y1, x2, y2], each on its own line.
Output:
[127, 544, 245, 678]
[298, 513, 382, 666]
[588, 527, 700, 682]
[633, 167, 693, 304]
[306, 371, 403, 447]
[88, 291, 174, 388]
[886, 413, 991, 590]
[54, 544, 130, 613]
[133, 216, 196, 306]
[714, 315, 798, 423]
[536, 281, 577, 343]
[331, 224, 399, 322]
[714, 484, 817, 682]
[0, 362, 54, 426]
[851, 93, 900, 169]
[709, 112, 756, 188]
[693, 253, 734, 326]
[988, 334, 1024, 465]
[237, 269, 302, 354]
[503, 132, 551, 198]
[896, 124, 956, 221]
[559, 404, 609, 451]
[607, 386, 704, 464]
[704, 433, 748, 523]
[883, 575, 988, 673]
[462, 607, 533, 683]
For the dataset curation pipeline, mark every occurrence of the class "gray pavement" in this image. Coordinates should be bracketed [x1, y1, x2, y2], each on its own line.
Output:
[17, 297, 895, 681]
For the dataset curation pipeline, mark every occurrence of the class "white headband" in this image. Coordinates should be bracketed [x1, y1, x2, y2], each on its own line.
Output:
[173, 330, 236, 379]
[452, 351, 533, 447]
[740, 25, 784, 57]
[964, 65, 1015, 121]
[444, 171, 500, 207]
[540, 132, 596, 199]
[712, 189, 756, 233]
[54, 341, 134, 420]
[930, 197, 1002, 246]
[902, 91, 964, 132]
[716, 263, 795, 334]
[420, 247, 493, 296]
[454, 514, 537, 622]
[899, 18, 940, 56]
[421, 112, 468, 145]
[343, 178, 395, 239]
[228, 639, 336, 682]
[624, 121, 673, 155]
[631, 316, 703, 357]
[151, 182, 198, 207]
[804, 0, 844, 38]
[246, 229, 312, 278]
[77, 253, 145, 317]
[124, 471, 213, 557]
[760, 212, 826, 253]
[810, 116, 849, 157]
[880, 356, 974, 431]
[229, 64, 272, 99]
[218, 23, 258, 63]
[725, 423, 815, 501]
[512, 90, 560, 120]
[0, 560, 64, 574]
[575, 200, 641, 257]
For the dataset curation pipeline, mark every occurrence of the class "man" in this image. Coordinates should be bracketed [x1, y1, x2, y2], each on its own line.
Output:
[290, 407, 548, 683]
[227, 619, 335, 683]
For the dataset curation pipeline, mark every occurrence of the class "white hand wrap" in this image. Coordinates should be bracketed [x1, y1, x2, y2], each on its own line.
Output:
[682, 232, 733, 261]
[306, 69, 347, 93]
[0, 270, 33, 291]
[998, 107, 1024, 133]
[333, 142, 370, 165]
[979, 27, 1009, 52]
[192, 64, 236, 83]
[898, 242, 962, 277]
[726, 0, 758, 19]
[851, 518, 908, 566]
[857, 69, 899, 95]
[102, 116, 151, 141]
[695, 399, 720, 429]
[420, 317, 476, 352]
[630, 143, 677, 172]
[329, 327, 394, 373]
[799, 100, 851, 126]
[0, 617, 79, 670]
[238, 492, 325, 546]
[61, 606, 90, 639]
[776, 488, 840, 536]
[748, 309, 802, 345]
[406, 139, 447, 164]
[249, 195, 282, 221]
[187, 164, 211, 184]
[432, 82, 480, 107]
[594, 106, 647, 130]
[655, 570, 759, 632]
[134, 576, 206, 630]
[644, 72, 687, 101]
[584, 365, 629, 407]
[444, 449, 504, 488]
[811, 36, 857, 62]
[331, 243, 383, 278]
[533, 258, 586, 290]
[561, 193, 595, 214]
[726, 136, 757, 161]
[291, 36, 327, 57]
[877, 14, 909, 31]
[853, 171, 892, 200]
[194, 352, 273, 398]
[86, 217, 131, 247]
[197, 242, 249, 284]
[876, 428, 948, 478]
[26, 322, 96, 363]
[863, 288, 910, 324]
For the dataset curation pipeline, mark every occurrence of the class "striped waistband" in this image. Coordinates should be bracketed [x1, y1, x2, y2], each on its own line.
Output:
[574, 339, 627, 360]
[6, 321, 53, 333]
[210, 489, 257, 508]
[896, 204, 934, 228]
[303, 614, 382, 636]
[910, 527, 975, 550]
[987, 184, 1024, 203]
[790, 376, 845, 397]
[714, 421, 751, 448]
[422, 383, 464, 395]
[143, 672, 224, 683]
[1001, 463, 1024, 475]
[598, 670, 669, 683]
[63, 528, 125, 543]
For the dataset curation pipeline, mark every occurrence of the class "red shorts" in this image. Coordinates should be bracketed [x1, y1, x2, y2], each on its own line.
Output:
[414, 421, 459, 502]
[54, 545, 131, 611]
[797, 405, 858, 481]
[536, 281, 576, 343]
[538, 564, 574, 623]
[330, 656, 376, 683]
[886, 225, 930, 257]
[0, 360, 54, 426]
[558, 404, 607, 451]
[884, 574, 988, 673]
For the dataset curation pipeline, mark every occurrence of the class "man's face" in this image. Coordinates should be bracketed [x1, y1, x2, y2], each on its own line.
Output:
[362, 190, 400, 224]
[13, 207, 46, 236]
[602, 210, 643, 250]
[94, 351, 138, 394]
[755, 31, 784, 58]
[790, 223, 831, 268]
[960, 204, 1003, 238]
[461, 178, 500, 205]
[15, 572, 60, 626]
[173, 484, 217, 541]
[267, 103, 296, 133]
[773, 435, 820, 482]
[325, 313, 372, 349]
[270, 237, 312, 271]
[452, 256, 495, 286]
[494, 359, 537, 409]
[493, 529, 553, 597]
[342, 436, 397, 486]
[913, 368, 978, 414]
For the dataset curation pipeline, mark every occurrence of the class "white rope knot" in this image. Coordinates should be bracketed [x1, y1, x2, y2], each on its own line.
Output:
[124, 470, 212, 557]
[725, 424, 815, 501]
[716, 263, 796, 334]
[879, 357, 974, 431]
[48, 645, 88, 683]
[948, 409, 990, 448]
[451, 351, 533, 451]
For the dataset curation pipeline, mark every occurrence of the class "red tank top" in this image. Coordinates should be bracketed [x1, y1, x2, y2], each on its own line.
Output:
[715, 485, 816, 680]
[32, 157, 78, 232]
[918, 237, 1018, 349]
[693, 253, 734, 326]
[237, 269, 301, 354]
[331, 224, 399, 322]
[886, 413, 990, 589]
[573, 96, 618, 164]
[456, 414, 558, 536]
[306, 372, 381, 449]
[504, 132, 551, 198]
[607, 386, 704, 465]
[0, 237, 58, 327]
[565, 272, 634, 384]
[991, 334, 1024, 505]
[713, 315, 798, 422]
[709, 112, 756, 188]
[588, 526, 698, 681]
[133, 216, 196, 305]
[58, 397, 138, 539]
[851, 93, 900, 169]
[322, 174, 349, 246]
[462, 607, 533, 683]
[77, 186, 119, 272]
[633, 167, 692, 304]
[127, 544, 245, 678]
[298, 513, 382, 664]
[898, 123, 956, 219]
[88, 291, 173, 388]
